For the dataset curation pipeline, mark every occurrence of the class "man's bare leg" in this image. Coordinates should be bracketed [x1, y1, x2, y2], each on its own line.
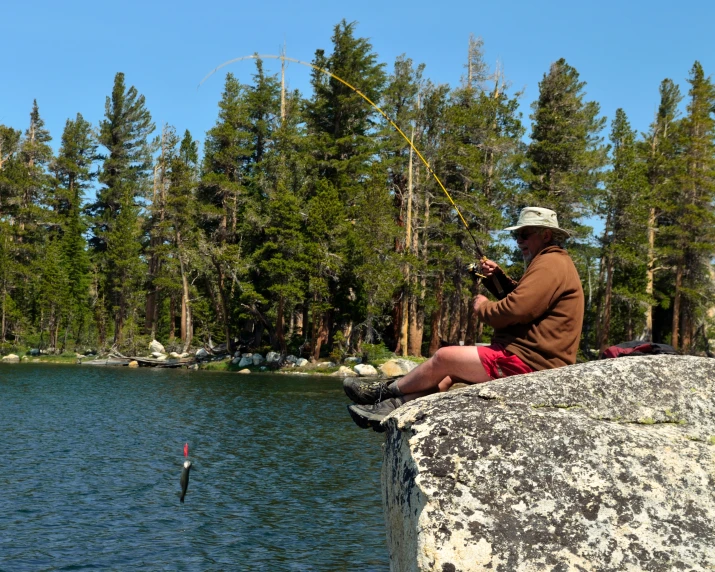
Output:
[397, 346, 492, 401]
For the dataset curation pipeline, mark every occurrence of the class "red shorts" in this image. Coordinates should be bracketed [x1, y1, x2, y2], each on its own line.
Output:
[477, 344, 535, 379]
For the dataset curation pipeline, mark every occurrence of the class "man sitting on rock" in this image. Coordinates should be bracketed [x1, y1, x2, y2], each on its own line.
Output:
[345, 207, 585, 432]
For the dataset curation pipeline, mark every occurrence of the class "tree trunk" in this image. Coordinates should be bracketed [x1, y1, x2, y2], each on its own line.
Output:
[393, 294, 404, 354]
[598, 249, 614, 352]
[177, 238, 193, 353]
[1, 287, 6, 342]
[428, 273, 444, 356]
[311, 310, 330, 361]
[672, 262, 683, 349]
[276, 295, 287, 355]
[464, 278, 480, 345]
[641, 207, 657, 341]
[168, 295, 176, 342]
[212, 259, 232, 352]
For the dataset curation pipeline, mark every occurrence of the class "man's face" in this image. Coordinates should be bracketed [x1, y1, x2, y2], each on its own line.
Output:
[513, 227, 550, 265]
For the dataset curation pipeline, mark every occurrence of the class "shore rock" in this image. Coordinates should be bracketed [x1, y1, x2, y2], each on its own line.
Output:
[149, 339, 165, 354]
[128, 360, 139, 368]
[382, 355, 715, 571]
[196, 348, 209, 359]
[355, 364, 378, 376]
[238, 368, 251, 374]
[332, 366, 358, 377]
[295, 358, 308, 367]
[266, 351, 281, 364]
[238, 356, 253, 368]
[380, 358, 419, 377]
[2, 354, 20, 363]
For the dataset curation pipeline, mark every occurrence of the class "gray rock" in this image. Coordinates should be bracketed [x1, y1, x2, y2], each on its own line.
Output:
[379, 358, 419, 377]
[266, 351, 281, 364]
[382, 355, 715, 571]
[149, 339, 165, 354]
[354, 363, 378, 376]
[252, 354, 265, 366]
[286, 355, 299, 364]
[295, 358, 308, 367]
[29, 348, 40, 356]
[195, 348, 209, 359]
[345, 356, 362, 364]
[238, 356, 253, 368]
[332, 366, 358, 377]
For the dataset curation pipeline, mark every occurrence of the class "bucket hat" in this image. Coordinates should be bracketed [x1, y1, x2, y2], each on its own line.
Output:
[504, 207, 573, 237]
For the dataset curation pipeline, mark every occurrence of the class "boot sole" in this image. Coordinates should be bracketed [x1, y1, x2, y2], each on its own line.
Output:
[347, 405, 386, 433]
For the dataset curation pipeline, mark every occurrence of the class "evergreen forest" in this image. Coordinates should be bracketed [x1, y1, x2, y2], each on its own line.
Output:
[2, 21, 714, 361]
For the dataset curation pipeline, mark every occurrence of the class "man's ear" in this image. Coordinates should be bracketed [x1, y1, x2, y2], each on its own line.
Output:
[543, 229, 553, 243]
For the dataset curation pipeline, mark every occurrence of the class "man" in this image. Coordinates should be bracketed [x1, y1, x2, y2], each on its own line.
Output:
[345, 207, 585, 431]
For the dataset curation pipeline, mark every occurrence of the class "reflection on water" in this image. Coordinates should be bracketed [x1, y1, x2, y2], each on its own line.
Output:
[0, 364, 388, 570]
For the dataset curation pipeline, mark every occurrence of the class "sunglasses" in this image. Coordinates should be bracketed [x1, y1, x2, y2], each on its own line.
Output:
[512, 229, 540, 241]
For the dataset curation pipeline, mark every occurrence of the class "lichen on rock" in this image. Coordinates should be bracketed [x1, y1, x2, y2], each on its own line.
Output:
[381, 355, 715, 571]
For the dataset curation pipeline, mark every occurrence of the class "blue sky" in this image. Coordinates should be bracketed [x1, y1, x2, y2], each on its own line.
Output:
[2, 0, 713, 163]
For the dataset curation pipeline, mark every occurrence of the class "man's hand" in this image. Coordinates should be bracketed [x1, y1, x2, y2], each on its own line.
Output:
[480, 259, 500, 278]
[473, 294, 489, 311]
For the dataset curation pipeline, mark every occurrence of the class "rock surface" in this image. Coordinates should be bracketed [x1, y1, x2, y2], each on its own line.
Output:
[381, 355, 715, 571]
[2, 354, 19, 363]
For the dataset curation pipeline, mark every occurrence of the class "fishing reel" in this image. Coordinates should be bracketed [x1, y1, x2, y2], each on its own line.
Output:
[466, 261, 486, 280]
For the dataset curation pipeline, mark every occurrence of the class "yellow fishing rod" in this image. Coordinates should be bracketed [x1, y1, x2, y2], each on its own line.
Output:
[200, 54, 504, 290]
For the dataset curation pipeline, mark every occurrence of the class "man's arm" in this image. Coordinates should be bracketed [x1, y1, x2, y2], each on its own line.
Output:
[475, 255, 562, 329]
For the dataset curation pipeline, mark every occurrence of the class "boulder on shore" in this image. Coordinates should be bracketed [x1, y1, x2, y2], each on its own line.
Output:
[354, 363, 378, 376]
[379, 358, 419, 377]
[331, 366, 358, 377]
[382, 355, 715, 571]
[2, 354, 20, 363]
[149, 339, 165, 354]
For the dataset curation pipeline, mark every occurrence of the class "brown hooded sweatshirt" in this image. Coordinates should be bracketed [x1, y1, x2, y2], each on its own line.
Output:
[476, 245, 584, 371]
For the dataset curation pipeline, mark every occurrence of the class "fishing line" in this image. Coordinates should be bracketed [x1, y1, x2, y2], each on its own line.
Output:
[199, 54, 485, 259]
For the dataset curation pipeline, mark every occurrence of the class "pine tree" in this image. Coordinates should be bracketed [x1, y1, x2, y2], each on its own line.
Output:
[596, 109, 648, 350]
[380, 55, 424, 355]
[51, 113, 97, 346]
[666, 62, 715, 351]
[89, 72, 155, 347]
[442, 38, 525, 347]
[639, 79, 683, 342]
[526, 59, 608, 231]
[302, 20, 387, 358]
[166, 130, 200, 351]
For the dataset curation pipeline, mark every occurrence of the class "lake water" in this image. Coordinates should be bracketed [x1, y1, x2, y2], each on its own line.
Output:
[0, 364, 388, 571]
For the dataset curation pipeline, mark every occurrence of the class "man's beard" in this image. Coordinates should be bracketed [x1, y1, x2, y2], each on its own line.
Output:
[522, 251, 534, 266]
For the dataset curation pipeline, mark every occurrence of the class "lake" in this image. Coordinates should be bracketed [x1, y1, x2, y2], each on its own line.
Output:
[0, 364, 388, 571]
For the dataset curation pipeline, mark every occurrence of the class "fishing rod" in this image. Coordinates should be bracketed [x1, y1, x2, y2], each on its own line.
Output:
[200, 54, 502, 289]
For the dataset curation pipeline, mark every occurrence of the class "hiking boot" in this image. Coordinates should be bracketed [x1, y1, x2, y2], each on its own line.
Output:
[343, 378, 402, 405]
[347, 398, 403, 432]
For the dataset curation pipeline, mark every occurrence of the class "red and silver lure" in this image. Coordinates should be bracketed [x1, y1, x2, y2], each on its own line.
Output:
[180, 443, 192, 503]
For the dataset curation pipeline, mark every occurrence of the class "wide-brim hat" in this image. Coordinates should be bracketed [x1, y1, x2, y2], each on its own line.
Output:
[504, 207, 573, 237]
